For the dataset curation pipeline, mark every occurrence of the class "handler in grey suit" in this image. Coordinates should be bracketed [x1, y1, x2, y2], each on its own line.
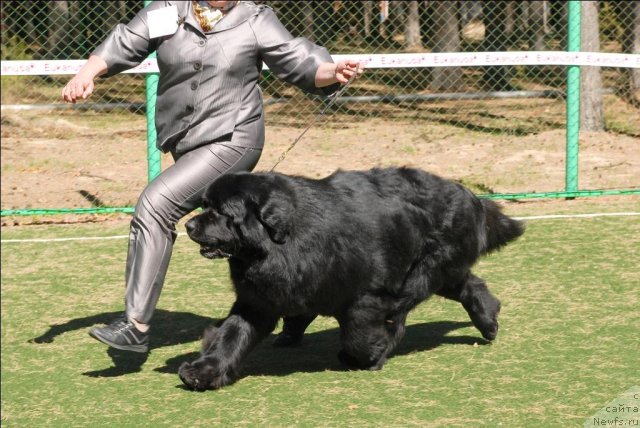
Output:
[62, 0, 362, 353]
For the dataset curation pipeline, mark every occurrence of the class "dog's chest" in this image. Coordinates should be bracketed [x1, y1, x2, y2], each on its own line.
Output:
[229, 258, 324, 312]
[230, 260, 288, 294]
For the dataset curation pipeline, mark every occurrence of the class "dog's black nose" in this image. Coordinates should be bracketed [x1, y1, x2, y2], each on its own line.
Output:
[185, 218, 197, 236]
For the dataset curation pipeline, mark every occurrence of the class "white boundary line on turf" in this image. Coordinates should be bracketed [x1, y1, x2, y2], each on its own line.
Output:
[2, 235, 130, 243]
[1, 212, 639, 244]
[513, 212, 640, 221]
[0, 234, 184, 243]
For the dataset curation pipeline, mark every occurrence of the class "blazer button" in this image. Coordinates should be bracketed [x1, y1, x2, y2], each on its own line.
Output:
[194, 62, 202, 70]
[190, 82, 198, 90]
[198, 40, 205, 47]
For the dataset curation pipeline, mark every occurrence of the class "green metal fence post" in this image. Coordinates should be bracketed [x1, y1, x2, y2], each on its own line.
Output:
[144, 0, 161, 182]
[565, 1, 581, 194]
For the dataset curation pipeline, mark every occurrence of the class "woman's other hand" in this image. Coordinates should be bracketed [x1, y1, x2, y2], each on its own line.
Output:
[62, 55, 108, 103]
[62, 73, 95, 103]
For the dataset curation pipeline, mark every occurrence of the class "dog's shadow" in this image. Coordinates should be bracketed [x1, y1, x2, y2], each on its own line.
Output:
[28, 309, 215, 378]
[155, 320, 487, 379]
[30, 314, 485, 379]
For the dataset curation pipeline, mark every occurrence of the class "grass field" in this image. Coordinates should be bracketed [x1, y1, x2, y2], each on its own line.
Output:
[1, 211, 639, 427]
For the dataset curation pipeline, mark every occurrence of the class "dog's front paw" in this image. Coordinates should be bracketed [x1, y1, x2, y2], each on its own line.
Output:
[179, 362, 208, 391]
[337, 350, 383, 371]
[178, 359, 235, 391]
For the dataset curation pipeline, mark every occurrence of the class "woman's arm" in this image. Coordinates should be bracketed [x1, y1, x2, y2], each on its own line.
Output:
[62, 55, 108, 103]
[315, 60, 364, 88]
[62, 1, 162, 103]
[255, 7, 364, 95]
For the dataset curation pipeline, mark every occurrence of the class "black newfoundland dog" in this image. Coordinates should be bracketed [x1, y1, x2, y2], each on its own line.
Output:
[179, 167, 524, 390]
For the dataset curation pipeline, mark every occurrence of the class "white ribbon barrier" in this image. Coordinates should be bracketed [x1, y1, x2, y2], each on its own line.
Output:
[2, 51, 639, 76]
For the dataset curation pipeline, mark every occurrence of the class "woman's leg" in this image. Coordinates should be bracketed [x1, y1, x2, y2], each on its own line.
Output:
[90, 144, 261, 352]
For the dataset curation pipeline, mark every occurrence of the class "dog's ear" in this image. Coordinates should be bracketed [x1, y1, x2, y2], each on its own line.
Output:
[257, 188, 293, 244]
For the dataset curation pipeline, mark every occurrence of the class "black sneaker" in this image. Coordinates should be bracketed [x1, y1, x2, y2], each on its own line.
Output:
[89, 318, 149, 353]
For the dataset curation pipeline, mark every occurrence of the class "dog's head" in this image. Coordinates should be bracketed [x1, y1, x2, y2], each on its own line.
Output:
[185, 173, 294, 259]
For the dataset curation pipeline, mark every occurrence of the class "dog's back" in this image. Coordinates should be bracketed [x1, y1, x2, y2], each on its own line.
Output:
[337, 167, 524, 257]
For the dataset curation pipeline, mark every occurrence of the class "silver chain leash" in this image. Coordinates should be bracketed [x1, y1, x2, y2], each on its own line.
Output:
[269, 71, 358, 172]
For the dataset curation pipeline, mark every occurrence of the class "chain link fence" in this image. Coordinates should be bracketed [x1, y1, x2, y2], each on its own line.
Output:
[1, 1, 639, 215]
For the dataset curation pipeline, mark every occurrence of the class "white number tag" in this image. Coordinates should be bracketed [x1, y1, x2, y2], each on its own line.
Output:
[147, 5, 180, 39]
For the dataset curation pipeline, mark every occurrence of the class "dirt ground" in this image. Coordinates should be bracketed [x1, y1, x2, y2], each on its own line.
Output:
[1, 105, 639, 226]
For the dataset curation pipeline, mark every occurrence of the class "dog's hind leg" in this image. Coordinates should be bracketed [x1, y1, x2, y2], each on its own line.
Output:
[436, 273, 501, 341]
[178, 301, 278, 391]
[273, 314, 317, 347]
[337, 296, 408, 371]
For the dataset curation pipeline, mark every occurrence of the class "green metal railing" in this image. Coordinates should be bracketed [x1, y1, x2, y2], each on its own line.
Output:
[3, 189, 638, 217]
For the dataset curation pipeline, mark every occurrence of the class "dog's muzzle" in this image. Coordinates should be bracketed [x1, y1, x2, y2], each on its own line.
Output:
[200, 246, 232, 259]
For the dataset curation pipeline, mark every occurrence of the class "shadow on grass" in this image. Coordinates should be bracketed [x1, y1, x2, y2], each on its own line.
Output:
[29, 314, 486, 380]
[28, 309, 216, 378]
[156, 320, 486, 380]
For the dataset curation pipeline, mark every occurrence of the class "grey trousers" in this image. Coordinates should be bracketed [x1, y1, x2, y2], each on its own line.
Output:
[124, 143, 262, 324]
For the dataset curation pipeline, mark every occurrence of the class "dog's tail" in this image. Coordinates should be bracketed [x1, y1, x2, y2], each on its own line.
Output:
[479, 199, 525, 254]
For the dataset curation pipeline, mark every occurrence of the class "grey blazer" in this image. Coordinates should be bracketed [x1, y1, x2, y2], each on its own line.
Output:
[93, 1, 338, 154]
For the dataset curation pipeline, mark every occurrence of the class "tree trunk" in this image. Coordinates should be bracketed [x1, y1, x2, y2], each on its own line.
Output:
[404, 0, 422, 50]
[430, 1, 463, 91]
[580, 1, 604, 131]
[44, 1, 82, 59]
[46, 1, 69, 58]
[504, 1, 516, 42]
[302, 1, 314, 41]
[615, 0, 640, 106]
[528, 1, 549, 50]
[363, 1, 372, 38]
[379, 0, 389, 38]
[482, 1, 512, 90]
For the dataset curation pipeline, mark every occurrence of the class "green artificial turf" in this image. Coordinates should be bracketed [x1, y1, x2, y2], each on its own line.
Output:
[1, 216, 638, 427]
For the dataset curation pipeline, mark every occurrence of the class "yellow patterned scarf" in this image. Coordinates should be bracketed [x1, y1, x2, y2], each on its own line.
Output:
[192, 1, 226, 32]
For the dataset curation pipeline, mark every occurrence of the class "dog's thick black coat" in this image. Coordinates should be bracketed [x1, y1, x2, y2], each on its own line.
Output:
[179, 167, 524, 390]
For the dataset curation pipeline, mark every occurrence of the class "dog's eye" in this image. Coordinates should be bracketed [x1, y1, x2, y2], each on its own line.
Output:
[207, 208, 229, 220]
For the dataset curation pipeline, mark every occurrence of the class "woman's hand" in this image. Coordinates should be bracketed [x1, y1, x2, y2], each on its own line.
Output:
[333, 60, 364, 84]
[62, 73, 95, 104]
[62, 55, 108, 103]
[315, 60, 364, 88]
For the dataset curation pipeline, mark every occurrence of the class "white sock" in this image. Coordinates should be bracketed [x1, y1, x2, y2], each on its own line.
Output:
[131, 318, 150, 333]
